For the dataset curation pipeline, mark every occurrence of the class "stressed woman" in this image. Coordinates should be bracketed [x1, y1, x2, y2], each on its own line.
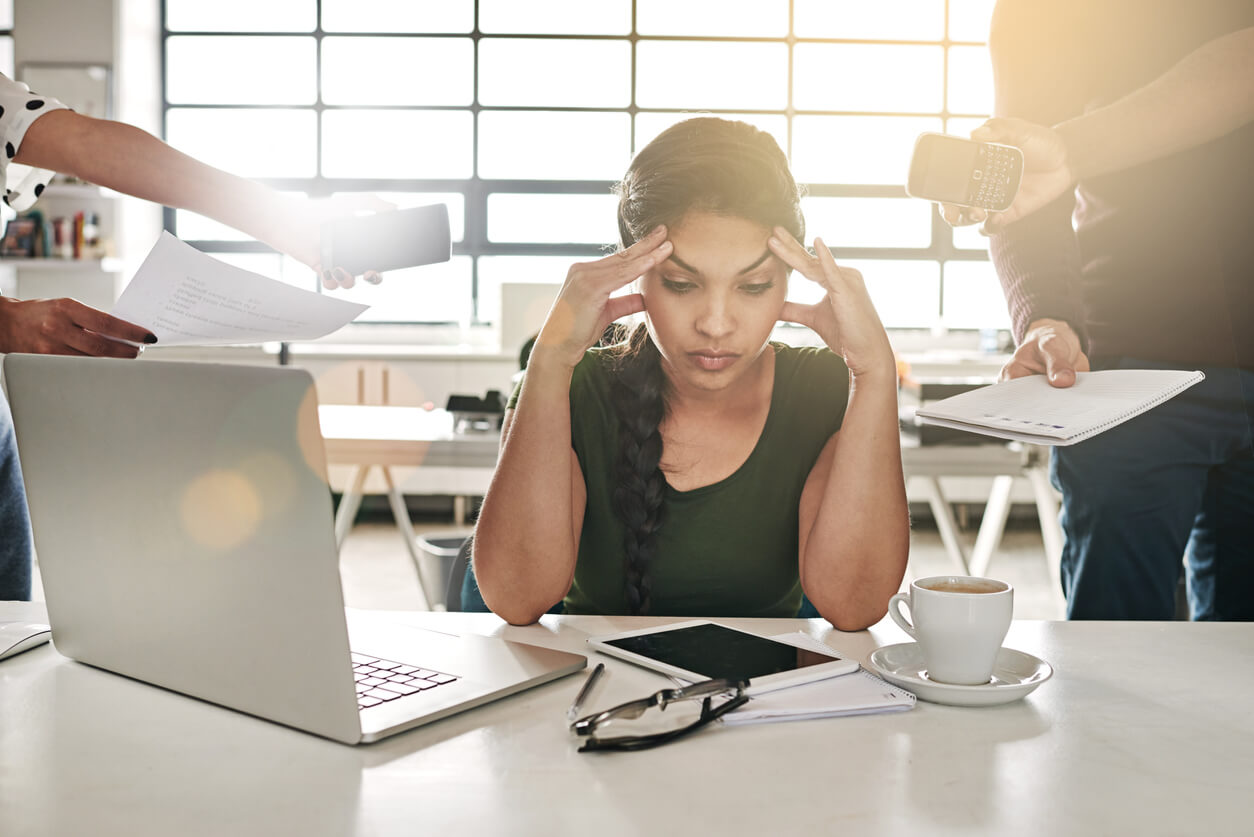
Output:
[473, 118, 908, 628]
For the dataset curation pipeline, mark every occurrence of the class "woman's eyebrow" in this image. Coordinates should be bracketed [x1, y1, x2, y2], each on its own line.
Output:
[666, 249, 774, 276]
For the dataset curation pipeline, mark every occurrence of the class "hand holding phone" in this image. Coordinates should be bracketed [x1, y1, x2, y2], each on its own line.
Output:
[906, 132, 1024, 212]
[319, 203, 452, 286]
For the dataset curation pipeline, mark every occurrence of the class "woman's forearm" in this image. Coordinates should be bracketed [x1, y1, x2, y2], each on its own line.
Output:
[17, 111, 314, 265]
[473, 351, 582, 624]
[801, 371, 909, 630]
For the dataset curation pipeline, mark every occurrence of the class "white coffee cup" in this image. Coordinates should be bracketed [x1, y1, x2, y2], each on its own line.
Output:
[888, 576, 1013, 686]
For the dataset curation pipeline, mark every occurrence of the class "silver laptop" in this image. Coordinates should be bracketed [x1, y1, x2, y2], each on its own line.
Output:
[2, 354, 584, 745]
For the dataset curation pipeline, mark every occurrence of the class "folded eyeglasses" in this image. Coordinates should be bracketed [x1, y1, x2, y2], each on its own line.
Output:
[570, 677, 750, 752]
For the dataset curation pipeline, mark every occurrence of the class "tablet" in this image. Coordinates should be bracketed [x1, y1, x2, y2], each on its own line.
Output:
[587, 620, 859, 694]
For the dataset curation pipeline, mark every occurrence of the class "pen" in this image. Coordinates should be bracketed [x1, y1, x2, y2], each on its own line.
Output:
[567, 662, 605, 724]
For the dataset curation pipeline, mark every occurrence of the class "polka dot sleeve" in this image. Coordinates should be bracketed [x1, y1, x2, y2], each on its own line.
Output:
[0, 73, 69, 212]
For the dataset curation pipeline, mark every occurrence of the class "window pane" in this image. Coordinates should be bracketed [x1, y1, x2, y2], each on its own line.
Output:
[800, 197, 931, 249]
[949, 0, 996, 42]
[636, 41, 789, 110]
[321, 0, 472, 33]
[167, 37, 316, 105]
[637, 0, 788, 37]
[0, 37, 12, 78]
[167, 0, 315, 32]
[366, 192, 466, 242]
[948, 46, 992, 115]
[477, 255, 571, 325]
[479, 0, 630, 35]
[853, 259, 940, 329]
[478, 111, 631, 180]
[167, 108, 317, 178]
[943, 260, 1011, 329]
[487, 194, 619, 244]
[794, 0, 944, 41]
[479, 39, 631, 108]
[952, 224, 990, 252]
[322, 110, 473, 178]
[321, 38, 473, 106]
[338, 256, 473, 323]
[791, 115, 941, 185]
[634, 112, 788, 157]
[794, 44, 943, 113]
[0, 2, 11, 29]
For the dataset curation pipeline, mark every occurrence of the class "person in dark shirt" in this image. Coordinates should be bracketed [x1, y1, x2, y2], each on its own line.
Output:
[961, 0, 1253, 619]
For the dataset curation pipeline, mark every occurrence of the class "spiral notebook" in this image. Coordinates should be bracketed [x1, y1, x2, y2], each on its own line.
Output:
[723, 634, 915, 725]
[914, 369, 1205, 446]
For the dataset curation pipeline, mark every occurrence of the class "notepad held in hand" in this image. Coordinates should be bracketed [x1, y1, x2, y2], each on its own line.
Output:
[914, 369, 1205, 446]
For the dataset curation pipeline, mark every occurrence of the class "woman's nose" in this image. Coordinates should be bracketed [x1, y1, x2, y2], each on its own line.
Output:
[694, 296, 735, 338]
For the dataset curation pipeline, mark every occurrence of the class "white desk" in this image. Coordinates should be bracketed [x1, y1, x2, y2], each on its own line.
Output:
[2, 601, 1251, 836]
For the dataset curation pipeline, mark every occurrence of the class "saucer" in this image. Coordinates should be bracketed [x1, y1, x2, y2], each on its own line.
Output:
[867, 643, 1053, 707]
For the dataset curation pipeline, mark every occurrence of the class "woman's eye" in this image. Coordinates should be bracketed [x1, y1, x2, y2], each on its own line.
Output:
[661, 277, 697, 293]
[741, 281, 776, 295]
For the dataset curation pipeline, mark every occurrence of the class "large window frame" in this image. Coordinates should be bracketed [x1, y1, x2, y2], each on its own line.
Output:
[160, 0, 1001, 333]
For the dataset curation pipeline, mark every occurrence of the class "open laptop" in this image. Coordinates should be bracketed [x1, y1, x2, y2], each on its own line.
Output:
[2, 354, 584, 745]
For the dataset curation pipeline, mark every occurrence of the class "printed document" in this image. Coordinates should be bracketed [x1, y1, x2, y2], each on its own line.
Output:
[915, 369, 1205, 446]
[113, 232, 368, 346]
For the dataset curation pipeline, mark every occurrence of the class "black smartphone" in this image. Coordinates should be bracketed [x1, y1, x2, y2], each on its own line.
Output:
[319, 203, 452, 276]
[905, 132, 1024, 211]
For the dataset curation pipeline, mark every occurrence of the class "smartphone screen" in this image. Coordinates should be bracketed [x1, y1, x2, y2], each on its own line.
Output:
[320, 203, 451, 276]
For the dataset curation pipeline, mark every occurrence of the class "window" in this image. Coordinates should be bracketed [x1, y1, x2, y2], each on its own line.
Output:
[162, 0, 1005, 331]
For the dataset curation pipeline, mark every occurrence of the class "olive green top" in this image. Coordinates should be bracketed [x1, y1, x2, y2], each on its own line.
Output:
[509, 343, 849, 617]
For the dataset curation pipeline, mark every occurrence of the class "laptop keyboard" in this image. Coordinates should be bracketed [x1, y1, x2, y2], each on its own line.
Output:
[351, 652, 461, 710]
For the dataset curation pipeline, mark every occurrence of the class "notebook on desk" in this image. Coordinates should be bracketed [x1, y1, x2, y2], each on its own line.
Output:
[2, 354, 585, 745]
[915, 369, 1205, 446]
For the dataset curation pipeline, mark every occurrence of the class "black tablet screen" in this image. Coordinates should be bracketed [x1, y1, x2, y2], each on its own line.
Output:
[604, 623, 841, 680]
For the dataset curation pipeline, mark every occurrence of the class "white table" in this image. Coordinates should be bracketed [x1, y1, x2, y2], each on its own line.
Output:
[2, 601, 1251, 836]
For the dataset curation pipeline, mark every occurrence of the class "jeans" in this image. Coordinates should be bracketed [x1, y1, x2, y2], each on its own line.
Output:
[1052, 359, 1254, 620]
[0, 388, 33, 600]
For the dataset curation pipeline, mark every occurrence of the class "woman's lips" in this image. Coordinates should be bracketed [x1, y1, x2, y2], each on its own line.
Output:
[688, 351, 739, 371]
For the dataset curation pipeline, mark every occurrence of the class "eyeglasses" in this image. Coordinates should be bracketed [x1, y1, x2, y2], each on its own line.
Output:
[570, 678, 750, 752]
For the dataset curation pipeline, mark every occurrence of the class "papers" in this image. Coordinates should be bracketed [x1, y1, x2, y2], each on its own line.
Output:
[723, 633, 915, 725]
[113, 232, 368, 346]
[914, 369, 1205, 446]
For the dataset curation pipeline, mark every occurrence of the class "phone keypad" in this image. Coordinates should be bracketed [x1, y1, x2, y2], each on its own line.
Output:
[968, 144, 1021, 210]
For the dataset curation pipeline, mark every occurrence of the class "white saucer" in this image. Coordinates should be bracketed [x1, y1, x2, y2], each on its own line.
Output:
[867, 643, 1053, 707]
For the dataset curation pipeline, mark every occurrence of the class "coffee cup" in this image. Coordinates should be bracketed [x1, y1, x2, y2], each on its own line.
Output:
[888, 576, 1013, 686]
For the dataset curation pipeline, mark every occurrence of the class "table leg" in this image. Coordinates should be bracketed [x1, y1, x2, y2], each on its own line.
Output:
[914, 476, 970, 574]
[334, 466, 369, 549]
[969, 475, 1015, 577]
[381, 468, 434, 612]
[1026, 465, 1064, 584]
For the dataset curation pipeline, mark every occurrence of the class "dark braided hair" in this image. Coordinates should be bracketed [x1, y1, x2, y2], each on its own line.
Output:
[608, 117, 805, 615]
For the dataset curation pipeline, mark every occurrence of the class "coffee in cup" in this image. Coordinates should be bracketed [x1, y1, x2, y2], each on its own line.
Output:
[888, 575, 1013, 686]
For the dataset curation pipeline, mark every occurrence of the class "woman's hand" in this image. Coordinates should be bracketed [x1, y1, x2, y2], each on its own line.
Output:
[532, 226, 672, 369]
[768, 229, 895, 380]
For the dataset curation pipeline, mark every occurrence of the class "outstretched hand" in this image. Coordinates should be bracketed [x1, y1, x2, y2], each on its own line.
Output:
[275, 193, 397, 289]
[939, 117, 1076, 234]
[532, 226, 672, 370]
[1002, 318, 1091, 387]
[0, 297, 155, 358]
[767, 229, 895, 380]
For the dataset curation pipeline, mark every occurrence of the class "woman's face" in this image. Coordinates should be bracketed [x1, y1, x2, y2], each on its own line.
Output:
[640, 211, 789, 394]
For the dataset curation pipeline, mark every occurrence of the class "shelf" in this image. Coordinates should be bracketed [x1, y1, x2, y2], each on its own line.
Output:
[0, 257, 122, 273]
[39, 183, 118, 200]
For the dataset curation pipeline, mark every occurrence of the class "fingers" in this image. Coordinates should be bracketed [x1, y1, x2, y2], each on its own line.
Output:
[1039, 338, 1077, 388]
[598, 226, 671, 290]
[66, 300, 156, 346]
[939, 203, 988, 228]
[777, 300, 816, 329]
[601, 292, 645, 325]
[767, 227, 820, 279]
[813, 237, 868, 296]
[363, 270, 383, 285]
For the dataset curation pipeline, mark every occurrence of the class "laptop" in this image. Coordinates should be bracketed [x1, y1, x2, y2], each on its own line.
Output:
[2, 354, 585, 745]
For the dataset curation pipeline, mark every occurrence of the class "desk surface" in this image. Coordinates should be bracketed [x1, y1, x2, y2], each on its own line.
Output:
[2, 602, 1251, 837]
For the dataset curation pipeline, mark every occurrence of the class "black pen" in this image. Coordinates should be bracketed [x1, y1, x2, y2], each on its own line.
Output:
[567, 662, 605, 724]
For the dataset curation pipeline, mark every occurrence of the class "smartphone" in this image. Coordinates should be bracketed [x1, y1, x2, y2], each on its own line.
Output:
[319, 203, 452, 276]
[905, 132, 1024, 211]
